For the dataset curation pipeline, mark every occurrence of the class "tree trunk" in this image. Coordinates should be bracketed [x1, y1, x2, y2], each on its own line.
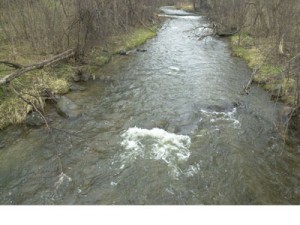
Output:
[0, 49, 75, 85]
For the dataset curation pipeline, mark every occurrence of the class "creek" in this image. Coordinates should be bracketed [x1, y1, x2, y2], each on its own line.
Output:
[0, 6, 299, 204]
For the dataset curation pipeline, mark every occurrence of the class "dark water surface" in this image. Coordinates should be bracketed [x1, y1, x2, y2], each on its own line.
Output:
[0, 7, 299, 204]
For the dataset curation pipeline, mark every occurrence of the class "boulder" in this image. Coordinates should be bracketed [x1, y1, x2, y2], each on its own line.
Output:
[25, 112, 46, 127]
[56, 96, 82, 118]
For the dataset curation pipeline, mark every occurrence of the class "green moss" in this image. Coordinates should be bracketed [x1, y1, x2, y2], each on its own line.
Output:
[260, 65, 283, 76]
[96, 55, 111, 66]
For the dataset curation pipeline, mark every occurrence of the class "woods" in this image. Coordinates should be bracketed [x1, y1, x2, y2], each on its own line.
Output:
[0, 0, 176, 58]
[191, 0, 300, 108]
[0, 0, 177, 129]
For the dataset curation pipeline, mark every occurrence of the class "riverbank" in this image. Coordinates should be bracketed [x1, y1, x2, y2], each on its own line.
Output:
[230, 34, 298, 106]
[175, 2, 194, 12]
[175, 3, 298, 107]
[1, 6, 299, 204]
[0, 26, 157, 130]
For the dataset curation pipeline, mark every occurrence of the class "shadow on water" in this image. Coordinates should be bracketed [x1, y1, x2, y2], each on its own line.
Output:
[0, 6, 299, 205]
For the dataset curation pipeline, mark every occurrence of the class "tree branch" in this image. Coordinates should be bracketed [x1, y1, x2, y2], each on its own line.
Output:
[0, 61, 23, 69]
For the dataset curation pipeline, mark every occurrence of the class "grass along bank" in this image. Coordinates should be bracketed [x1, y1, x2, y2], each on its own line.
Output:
[230, 34, 298, 106]
[0, 26, 158, 130]
[87, 27, 157, 74]
[175, 2, 195, 12]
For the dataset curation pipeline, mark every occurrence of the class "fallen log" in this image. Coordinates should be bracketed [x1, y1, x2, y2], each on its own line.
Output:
[0, 61, 23, 69]
[0, 49, 75, 85]
[216, 30, 239, 37]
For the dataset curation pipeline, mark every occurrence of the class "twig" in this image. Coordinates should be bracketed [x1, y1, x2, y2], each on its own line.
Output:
[9, 84, 52, 132]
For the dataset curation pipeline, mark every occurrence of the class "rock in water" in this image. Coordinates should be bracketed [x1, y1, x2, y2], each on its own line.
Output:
[119, 49, 127, 55]
[56, 96, 82, 118]
[81, 72, 91, 82]
[25, 112, 46, 127]
[136, 48, 147, 52]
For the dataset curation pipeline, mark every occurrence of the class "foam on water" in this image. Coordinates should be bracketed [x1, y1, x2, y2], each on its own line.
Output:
[200, 107, 241, 128]
[169, 66, 180, 71]
[54, 173, 72, 190]
[120, 127, 191, 179]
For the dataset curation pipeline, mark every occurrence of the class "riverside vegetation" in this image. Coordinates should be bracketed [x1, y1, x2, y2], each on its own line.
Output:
[0, 0, 176, 129]
[178, 0, 300, 132]
[0, 0, 299, 133]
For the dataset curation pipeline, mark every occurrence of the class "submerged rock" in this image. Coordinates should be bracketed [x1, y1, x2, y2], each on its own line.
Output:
[56, 96, 82, 118]
[25, 112, 46, 127]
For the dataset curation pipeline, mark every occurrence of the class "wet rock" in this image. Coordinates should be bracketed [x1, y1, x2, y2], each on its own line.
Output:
[136, 48, 147, 52]
[99, 75, 114, 83]
[205, 101, 241, 113]
[25, 112, 46, 127]
[69, 83, 86, 92]
[126, 50, 137, 56]
[81, 72, 91, 82]
[73, 67, 94, 82]
[0, 141, 5, 149]
[206, 105, 228, 112]
[167, 125, 180, 134]
[56, 96, 82, 118]
[119, 49, 127, 56]
[232, 101, 241, 108]
[155, 120, 169, 129]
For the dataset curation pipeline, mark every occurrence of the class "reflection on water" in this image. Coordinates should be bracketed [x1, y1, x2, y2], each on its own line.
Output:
[0, 6, 299, 205]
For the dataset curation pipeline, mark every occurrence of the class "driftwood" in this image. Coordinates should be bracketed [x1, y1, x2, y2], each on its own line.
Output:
[0, 49, 75, 85]
[217, 30, 239, 37]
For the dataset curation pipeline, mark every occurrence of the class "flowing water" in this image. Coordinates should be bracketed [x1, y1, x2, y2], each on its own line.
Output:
[0, 7, 299, 205]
